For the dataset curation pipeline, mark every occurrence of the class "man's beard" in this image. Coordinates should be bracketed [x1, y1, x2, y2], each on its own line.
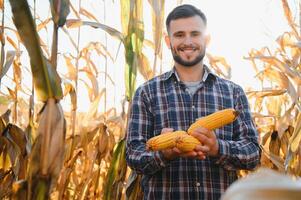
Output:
[171, 45, 205, 67]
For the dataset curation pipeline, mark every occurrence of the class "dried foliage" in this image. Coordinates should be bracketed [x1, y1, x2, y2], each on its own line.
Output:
[0, 0, 300, 200]
[245, 0, 301, 177]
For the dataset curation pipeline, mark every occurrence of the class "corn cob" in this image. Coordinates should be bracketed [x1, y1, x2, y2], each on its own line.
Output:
[146, 131, 186, 151]
[187, 108, 239, 134]
[175, 134, 201, 152]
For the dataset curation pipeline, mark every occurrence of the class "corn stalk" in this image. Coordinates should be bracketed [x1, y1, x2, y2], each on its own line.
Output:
[245, 0, 301, 176]
[8, 0, 68, 199]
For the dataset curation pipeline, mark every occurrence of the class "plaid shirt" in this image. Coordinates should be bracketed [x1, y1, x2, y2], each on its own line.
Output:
[126, 66, 260, 200]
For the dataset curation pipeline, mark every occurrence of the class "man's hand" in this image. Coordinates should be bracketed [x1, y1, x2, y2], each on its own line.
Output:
[191, 127, 219, 157]
[160, 128, 207, 160]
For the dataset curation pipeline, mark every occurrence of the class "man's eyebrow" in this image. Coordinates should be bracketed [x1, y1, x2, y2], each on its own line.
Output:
[173, 31, 185, 35]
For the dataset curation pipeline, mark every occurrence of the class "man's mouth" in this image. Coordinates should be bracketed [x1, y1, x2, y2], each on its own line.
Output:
[178, 47, 198, 52]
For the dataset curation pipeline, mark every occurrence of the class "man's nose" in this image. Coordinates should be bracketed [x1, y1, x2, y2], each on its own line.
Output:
[183, 36, 193, 45]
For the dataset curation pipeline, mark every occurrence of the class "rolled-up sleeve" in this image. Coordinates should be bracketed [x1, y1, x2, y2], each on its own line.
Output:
[126, 87, 169, 175]
[216, 85, 261, 170]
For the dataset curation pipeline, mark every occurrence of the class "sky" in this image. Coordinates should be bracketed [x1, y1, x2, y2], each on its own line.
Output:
[3, 0, 299, 113]
[164, 0, 295, 88]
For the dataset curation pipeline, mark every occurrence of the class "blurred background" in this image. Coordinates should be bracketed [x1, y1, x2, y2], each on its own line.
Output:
[0, 0, 300, 199]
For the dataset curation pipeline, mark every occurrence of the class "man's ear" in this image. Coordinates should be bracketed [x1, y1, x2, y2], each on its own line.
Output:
[164, 33, 171, 49]
[205, 34, 211, 46]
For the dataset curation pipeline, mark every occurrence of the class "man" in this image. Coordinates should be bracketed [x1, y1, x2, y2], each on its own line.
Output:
[126, 4, 260, 200]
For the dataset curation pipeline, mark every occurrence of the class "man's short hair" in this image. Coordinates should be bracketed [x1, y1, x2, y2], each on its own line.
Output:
[166, 4, 207, 33]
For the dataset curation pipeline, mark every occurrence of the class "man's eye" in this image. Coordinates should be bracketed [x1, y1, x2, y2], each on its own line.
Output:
[175, 34, 184, 38]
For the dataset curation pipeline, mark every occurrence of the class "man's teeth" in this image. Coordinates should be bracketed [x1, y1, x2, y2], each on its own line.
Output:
[180, 48, 196, 51]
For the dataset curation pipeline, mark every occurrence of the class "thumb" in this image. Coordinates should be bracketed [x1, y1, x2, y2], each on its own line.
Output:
[161, 128, 174, 134]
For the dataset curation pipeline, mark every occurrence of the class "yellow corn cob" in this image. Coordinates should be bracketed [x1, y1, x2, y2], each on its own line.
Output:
[175, 134, 201, 152]
[146, 131, 186, 151]
[187, 108, 239, 134]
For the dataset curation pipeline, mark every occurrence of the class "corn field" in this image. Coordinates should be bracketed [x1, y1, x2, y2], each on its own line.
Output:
[0, 0, 300, 199]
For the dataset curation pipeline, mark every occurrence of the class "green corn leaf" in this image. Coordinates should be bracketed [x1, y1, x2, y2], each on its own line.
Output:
[103, 139, 127, 200]
[49, 0, 70, 27]
[9, 0, 63, 102]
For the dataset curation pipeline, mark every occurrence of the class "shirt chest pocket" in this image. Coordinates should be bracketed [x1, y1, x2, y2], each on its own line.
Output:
[153, 102, 177, 134]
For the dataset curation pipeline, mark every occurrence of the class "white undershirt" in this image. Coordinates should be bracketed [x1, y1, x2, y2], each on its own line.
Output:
[183, 81, 201, 96]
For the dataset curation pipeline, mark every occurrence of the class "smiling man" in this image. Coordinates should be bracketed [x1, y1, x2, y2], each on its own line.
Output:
[126, 4, 260, 200]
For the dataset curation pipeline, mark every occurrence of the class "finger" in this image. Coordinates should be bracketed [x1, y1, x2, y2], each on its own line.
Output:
[197, 154, 206, 160]
[192, 132, 210, 144]
[195, 145, 210, 153]
[196, 151, 206, 160]
[161, 128, 174, 134]
[180, 151, 197, 158]
[193, 126, 214, 138]
[201, 129, 215, 139]
[172, 147, 182, 154]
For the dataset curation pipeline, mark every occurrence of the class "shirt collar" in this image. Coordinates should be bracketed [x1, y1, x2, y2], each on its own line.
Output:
[162, 64, 216, 83]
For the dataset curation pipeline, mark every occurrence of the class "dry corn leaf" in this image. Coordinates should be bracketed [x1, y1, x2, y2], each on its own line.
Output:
[37, 18, 51, 32]
[0, 170, 14, 198]
[276, 32, 296, 51]
[276, 105, 294, 138]
[13, 57, 21, 89]
[6, 36, 18, 51]
[82, 89, 106, 128]
[79, 7, 99, 22]
[66, 19, 124, 42]
[246, 89, 286, 98]
[137, 53, 153, 80]
[63, 54, 77, 80]
[261, 144, 285, 171]
[265, 96, 281, 116]
[80, 68, 99, 100]
[262, 67, 297, 103]
[280, 128, 291, 156]
[69, 1, 80, 19]
[281, 0, 300, 40]
[79, 78, 94, 101]
[207, 53, 231, 79]
[289, 112, 301, 152]
[98, 123, 108, 156]
[148, 0, 165, 71]
[86, 42, 114, 61]
[255, 56, 301, 85]
[269, 131, 281, 156]
[0, 51, 16, 80]
[63, 82, 77, 111]
[0, 0, 3, 10]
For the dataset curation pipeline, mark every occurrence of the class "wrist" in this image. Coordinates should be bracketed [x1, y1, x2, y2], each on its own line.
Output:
[211, 141, 219, 156]
[161, 149, 176, 160]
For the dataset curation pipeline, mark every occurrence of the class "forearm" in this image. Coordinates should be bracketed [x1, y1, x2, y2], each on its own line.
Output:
[126, 142, 168, 175]
[216, 137, 260, 170]
[215, 85, 261, 170]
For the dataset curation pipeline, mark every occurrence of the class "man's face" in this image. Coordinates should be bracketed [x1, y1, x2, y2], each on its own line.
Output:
[166, 16, 207, 67]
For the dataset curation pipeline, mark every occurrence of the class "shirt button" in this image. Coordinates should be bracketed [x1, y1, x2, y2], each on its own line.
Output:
[192, 105, 195, 110]
[196, 182, 201, 187]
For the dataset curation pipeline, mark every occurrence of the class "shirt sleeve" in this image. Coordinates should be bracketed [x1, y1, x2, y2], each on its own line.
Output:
[215, 85, 261, 170]
[126, 86, 170, 175]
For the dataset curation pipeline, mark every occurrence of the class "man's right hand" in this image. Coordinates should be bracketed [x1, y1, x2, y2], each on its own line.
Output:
[160, 128, 201, 160]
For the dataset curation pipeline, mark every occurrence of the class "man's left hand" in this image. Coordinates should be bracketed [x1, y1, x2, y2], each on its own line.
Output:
[191, 127, 219, 157]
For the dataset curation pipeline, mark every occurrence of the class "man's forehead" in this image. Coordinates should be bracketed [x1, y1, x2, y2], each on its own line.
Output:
[169, 16, 206, 33]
